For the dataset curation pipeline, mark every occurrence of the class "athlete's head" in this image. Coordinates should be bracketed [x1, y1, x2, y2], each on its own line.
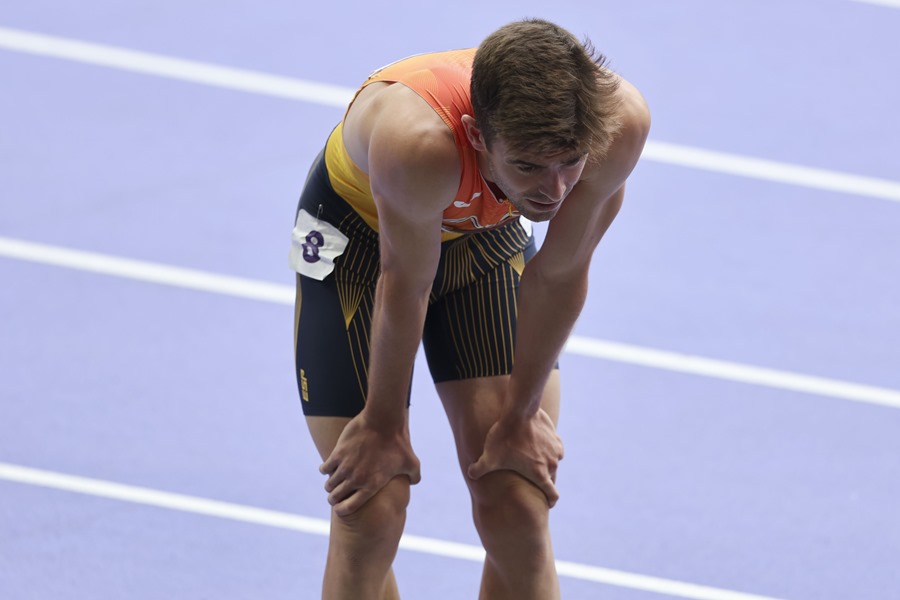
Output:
[470, 19, 621, 161]
[466, 19, 621, 221]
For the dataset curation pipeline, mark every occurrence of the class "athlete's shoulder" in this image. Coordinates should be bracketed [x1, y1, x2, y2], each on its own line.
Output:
[581, 75, 650, 182]
[614, 76, 651, 140]
[364, 83, 458, 155]
[362, 86, 459, 213]
[341, 81, 454, 170]
[609, 75, 651, 160]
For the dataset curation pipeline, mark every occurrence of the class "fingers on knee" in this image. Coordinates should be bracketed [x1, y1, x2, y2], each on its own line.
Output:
[334, 476, 411, 534]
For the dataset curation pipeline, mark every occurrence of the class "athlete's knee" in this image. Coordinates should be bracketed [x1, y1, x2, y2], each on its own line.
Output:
[322, 479, 409, 599]
[331, 476, 411, 548]
[469, 471, 552, 558]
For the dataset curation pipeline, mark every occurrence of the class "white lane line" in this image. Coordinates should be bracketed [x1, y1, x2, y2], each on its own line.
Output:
[0, 26, 352, 107]
[849, 0, 900, 8]
[0, 462, 786, 600]
[0, 236, 294, 304]
[3, 235, 899, 410]
[2, 26, 899, 204]
[563, 337, 900, 410]
[640, 142, 900, 204]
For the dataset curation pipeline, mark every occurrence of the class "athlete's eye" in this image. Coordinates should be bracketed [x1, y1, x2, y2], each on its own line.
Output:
[517, 164, 538, 174]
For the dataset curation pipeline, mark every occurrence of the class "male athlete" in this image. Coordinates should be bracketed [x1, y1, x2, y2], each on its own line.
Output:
[290, 18, 650, 599]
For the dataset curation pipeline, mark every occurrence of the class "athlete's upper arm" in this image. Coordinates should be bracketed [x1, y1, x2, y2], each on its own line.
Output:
[364, 88, 460, 291]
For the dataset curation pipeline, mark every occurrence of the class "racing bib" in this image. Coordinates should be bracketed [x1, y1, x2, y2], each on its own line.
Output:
[288, 208, 350, 280]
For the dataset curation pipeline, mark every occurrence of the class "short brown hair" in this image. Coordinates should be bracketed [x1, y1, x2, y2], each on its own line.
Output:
[471, 19, 621, 159]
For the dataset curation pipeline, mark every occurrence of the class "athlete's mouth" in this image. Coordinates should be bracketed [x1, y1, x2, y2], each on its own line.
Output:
[527, 194, 561, 204]
[525, 197, 561, 211]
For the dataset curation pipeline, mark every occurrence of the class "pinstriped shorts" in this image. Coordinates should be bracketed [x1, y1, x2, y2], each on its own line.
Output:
[292, 150, 538, 418]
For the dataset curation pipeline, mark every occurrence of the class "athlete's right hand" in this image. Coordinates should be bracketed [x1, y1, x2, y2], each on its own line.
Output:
[319, 411, 421, 517]
[467, 408, 564, 508]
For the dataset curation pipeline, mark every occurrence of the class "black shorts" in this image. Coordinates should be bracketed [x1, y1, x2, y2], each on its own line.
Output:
[292, 150, 539, 418]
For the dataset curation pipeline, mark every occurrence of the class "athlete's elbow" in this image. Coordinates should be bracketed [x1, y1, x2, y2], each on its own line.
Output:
[377, 268, 434, 304]
[523, 261, 589, 304]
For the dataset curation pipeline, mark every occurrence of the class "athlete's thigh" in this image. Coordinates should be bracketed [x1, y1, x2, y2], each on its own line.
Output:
[292, 150, 384, 453]
[421, 221, 535, 383]
[294, 270, 372, 417]
[294, 275, 363, 460]
[435, 371, 561, 473]
[306, 416, 353, 461]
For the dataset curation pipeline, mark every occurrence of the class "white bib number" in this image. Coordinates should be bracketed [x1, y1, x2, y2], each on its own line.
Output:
[289, 208, 349, 280]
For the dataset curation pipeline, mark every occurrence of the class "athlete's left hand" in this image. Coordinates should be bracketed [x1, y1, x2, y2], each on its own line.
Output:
[467, 408, 564, 507]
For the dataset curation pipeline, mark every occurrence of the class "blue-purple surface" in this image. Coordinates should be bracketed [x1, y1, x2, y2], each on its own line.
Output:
[2, 1, 899, 599]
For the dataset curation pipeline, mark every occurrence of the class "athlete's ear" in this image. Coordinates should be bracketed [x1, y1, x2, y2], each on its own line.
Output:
[461, 115, 488, 152]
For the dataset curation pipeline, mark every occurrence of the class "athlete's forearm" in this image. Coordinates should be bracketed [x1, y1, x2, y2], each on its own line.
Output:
[363, 272, 430, 427]
[507, 262, 589, 418]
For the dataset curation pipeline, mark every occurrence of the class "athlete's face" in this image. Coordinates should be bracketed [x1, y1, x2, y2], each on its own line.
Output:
[483, 137, 588, 222]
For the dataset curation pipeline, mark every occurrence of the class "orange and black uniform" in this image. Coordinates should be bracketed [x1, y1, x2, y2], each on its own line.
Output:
[291, 50, 537, 417]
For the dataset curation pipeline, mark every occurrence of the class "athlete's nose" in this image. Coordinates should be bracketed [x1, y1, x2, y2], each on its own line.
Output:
[539, 170, 567, 202]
